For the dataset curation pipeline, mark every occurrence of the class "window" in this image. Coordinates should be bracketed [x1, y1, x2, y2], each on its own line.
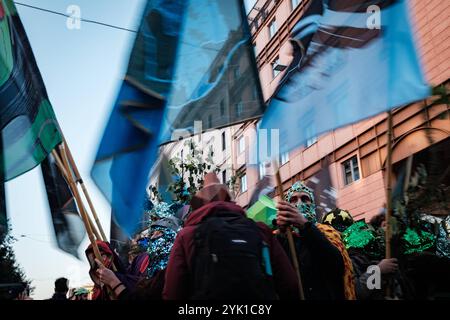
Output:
[236, 102, 243, 117]
[259, 162, 266, 179]
[280, 152, 289, 165]
[272, 58, 281, 79]
[268, 19, 277, 39]
[342, 156, 360, 185]
[180, 149, 184, 160]
[241, 174, 248, 193]
[253, 43, 258, 57]
[291, 0, 301, 10]
[220, 100, 225, 116]
[221, 132, 226, 151]
[238, 136, 245, 154]
[222, 170, 227, 184]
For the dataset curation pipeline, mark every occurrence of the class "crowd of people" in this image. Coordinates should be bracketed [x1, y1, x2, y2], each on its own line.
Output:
[34, 171, 450, 301]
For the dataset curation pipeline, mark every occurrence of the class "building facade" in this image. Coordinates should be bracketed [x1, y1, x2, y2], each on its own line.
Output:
[231, 0, 450, 221]
[153, 0, 449, 222]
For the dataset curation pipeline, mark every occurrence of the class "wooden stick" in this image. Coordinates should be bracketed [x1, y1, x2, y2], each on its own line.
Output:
[385, 111, 393, 259]
[384, 111, 394, 298]
[56, 145, 104, 263]
[59, 141, 118, 273]
[272, 160, 305, 300]
[51, 149, 101, 241]
[62, 139, 108, 242]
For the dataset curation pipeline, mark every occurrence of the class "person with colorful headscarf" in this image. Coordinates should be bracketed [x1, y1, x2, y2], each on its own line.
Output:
[341, 219, 407, 300]
[129, 215, 182, 300]
[85, 241, 142, 300]
[276, 181, 356, 300]
[93, 214, 182, 300]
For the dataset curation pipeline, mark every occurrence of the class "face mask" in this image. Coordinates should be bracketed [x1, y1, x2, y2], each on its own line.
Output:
[287, 181, 317, 224]
[296, 202, 317, 224]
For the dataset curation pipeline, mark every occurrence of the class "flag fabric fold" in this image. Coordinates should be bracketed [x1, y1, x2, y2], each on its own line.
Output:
[40, 150, 86, 258]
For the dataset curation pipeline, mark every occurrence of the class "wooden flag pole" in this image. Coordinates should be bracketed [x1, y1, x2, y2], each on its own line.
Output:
[62, 139, 108, 241]
[384, 111, 394, 298]
[385, 111, 393, 259]
[52, 146, 104, 264]
[58, 142, 118, 273]
[51, 149, 102, 241]
[272, 160, 305, 300]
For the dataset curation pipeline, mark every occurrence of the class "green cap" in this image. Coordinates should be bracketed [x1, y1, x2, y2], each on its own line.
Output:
[246, 195, 277, 228]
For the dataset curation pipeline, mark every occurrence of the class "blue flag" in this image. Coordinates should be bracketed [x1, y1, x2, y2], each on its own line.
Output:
[92, 0, 263, 235]
[158, 0, 264, 142]
[260, 0, 430, 155]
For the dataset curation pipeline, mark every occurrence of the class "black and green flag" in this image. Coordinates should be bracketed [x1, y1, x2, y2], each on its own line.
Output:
[0, 0, 62, 182]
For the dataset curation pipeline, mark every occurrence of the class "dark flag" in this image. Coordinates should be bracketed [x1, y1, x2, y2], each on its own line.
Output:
[0, 0, 62, 182]
[40, 150, 85, 258]
[0, 181, 6, 242]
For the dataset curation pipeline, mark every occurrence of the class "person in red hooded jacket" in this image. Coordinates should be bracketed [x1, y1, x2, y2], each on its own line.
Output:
[163, 173, 298, 300]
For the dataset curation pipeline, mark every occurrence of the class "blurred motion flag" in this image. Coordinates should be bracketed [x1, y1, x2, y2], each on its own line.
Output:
[0, 0, 62, 182]
[91, 0, 183, 235]
[0, 180, 6, 242]
[157, 0, 265, 141]
[91, 0, 265, 235]
[260, 0, 430, 155]
[40, 150, 86, 258]
[305, 157, 336, 221]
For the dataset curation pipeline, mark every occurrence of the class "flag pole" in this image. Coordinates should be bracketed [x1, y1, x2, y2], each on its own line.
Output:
[272, 160, 305, 300]
[52, 146, 104, 263]
[62, 139, 108, 241]
[384, 110, 394, 298]
[51, 149, 102, 241]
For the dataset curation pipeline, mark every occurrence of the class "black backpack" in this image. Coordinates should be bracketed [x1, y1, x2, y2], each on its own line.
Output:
[190, 210, 278, 300]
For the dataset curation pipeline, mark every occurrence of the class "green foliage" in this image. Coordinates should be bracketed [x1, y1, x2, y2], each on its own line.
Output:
[150, 140, 218, 204]
[0, 225, 32, 299]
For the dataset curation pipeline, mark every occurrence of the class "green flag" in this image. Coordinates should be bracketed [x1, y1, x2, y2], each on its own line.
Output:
[0, 0, 61, 182]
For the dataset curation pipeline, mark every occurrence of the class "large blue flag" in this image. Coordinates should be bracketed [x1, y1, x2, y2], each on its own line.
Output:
[91, 0, 184, 235]
[92, 0, 264, 235]
[259, 0, 430, 156]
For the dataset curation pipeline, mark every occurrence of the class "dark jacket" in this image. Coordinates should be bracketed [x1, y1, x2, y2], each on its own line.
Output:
[49, 292, 67, 300]
[349, 248, 415, 300]
[118, 269, 166, 300]
[162, 201, 298, 300]
[277, 223, 345, 300]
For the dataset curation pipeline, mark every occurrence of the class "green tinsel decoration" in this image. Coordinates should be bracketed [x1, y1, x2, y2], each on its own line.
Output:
[402, 227, 436, 254]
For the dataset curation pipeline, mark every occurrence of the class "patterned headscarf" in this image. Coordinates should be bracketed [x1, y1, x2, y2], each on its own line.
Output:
[285, 181, 317, 223]
[146, 216, 182, 278]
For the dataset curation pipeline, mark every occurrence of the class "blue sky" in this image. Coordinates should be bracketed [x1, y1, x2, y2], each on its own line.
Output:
[7, 0, 146, 299]
[7, 0, 256, 300]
